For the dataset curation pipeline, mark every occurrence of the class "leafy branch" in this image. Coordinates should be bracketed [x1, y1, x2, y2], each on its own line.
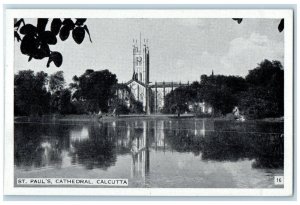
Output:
[14, 18, 92, 68]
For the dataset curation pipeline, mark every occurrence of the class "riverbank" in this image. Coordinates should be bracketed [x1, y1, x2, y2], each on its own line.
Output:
[14, 114, 284, 123]
[211, 116, 284, 123]
[14, 113, 195, 123]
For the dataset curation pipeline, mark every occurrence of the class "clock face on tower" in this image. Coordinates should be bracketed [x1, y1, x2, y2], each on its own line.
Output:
[137, 56, 142, 62]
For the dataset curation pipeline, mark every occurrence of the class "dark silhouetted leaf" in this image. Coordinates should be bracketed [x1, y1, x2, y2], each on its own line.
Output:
[59, 25, 71, 41]
[27, 44, 50, 60]
[20, 24, 37, 35]
[40, 43, 51, 56]
[47, 51, 63, 67]
[17, 18, 90, 67]
[51, 18, 62, 36]
[20, 35, 39, 56]
[232, 18, 243, 24]
[39, 31, 57, 45]
[14, 31, 21, 42]
[72, 27, 85, 44]
[37, 18, 49, 33]
[62, 18, 75, 29]
[278, 19, 284, 32]
[75, 18, 86, 26]
[83, 25, 92, 43]
[33, 50, 48, 59]
[14, 18, 25, 30]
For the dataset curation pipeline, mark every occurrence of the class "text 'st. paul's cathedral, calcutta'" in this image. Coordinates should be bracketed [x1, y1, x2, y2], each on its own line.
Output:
[117, 35, 187, 114]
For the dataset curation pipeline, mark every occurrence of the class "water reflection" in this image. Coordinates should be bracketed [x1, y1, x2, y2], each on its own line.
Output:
[131, 121, 150, 182]
[70, 125, 117, 170]
[15, 119, 283, 179]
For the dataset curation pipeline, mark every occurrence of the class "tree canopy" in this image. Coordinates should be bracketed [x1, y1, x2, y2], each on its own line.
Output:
[163, 59, 284, 119]
[14, 70, 50, 116]
[49, 71, 65, 93]
[71, 69, 118, 113]
[240, 60, 284, 118]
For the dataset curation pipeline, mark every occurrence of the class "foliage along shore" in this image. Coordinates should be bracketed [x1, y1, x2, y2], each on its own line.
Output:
[14, 59, 283, 120]
[14, 114, 284, 123]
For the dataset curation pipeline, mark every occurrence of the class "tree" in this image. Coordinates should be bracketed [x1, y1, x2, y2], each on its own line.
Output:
[198, 75, 247, 115]
[163, 74, 247, 115]
[59, 89, 72, 115]
[71, 69, 118, 113]
[49, 71, 69, 114]
[14, 70, 50, 116]
[14, 18, 92, 67]
[240, 59, 284, 118]
[49, 71, 65, 93]
[109, 97, 130, 115]
[163, 86, 194, 114]
[238, 87, 281, 119]
[246, 59, 283, 88]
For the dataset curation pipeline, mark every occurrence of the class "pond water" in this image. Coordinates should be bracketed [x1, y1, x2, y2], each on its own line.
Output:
[14, 118, 284, 188]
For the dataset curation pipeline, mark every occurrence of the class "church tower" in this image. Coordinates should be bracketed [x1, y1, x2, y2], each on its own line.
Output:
[132, 33, 150, 85]
[131, 33, 151, 115]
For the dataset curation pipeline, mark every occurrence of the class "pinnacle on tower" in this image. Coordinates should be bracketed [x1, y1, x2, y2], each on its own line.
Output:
[139, 32, 142, 50]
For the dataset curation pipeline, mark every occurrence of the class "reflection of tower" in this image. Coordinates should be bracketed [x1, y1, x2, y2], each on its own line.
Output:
[126, 123, 131, 141]
[130, 121, 150, 183]
[194, 120, 198, 136]
[154, 120, 166, 152]
[200, 120, 206, 137]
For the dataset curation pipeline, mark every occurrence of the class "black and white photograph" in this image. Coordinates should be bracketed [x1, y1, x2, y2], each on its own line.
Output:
[4, 9, 294, 196]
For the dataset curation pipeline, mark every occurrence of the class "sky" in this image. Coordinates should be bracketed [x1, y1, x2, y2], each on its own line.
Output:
[14, 18, 284, 85]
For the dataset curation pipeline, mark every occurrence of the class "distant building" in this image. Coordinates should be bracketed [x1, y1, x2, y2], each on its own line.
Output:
[117, 34, 187, 114]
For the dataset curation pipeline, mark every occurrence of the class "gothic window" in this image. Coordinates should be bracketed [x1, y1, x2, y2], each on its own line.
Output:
[139, 92, 144, 100]
[130, 83, 137, 91]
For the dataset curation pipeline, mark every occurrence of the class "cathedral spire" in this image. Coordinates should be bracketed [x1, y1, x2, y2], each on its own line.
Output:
[139, 32, 142, 51]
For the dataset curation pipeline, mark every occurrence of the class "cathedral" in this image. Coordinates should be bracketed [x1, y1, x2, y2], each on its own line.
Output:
[117, 35, 187, 114]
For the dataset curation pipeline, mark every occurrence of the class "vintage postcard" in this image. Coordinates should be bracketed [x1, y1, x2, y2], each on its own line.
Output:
[4, 9, 294, 196]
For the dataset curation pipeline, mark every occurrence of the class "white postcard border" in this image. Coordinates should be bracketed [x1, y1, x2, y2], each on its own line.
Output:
[4, 9, 294, 196]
